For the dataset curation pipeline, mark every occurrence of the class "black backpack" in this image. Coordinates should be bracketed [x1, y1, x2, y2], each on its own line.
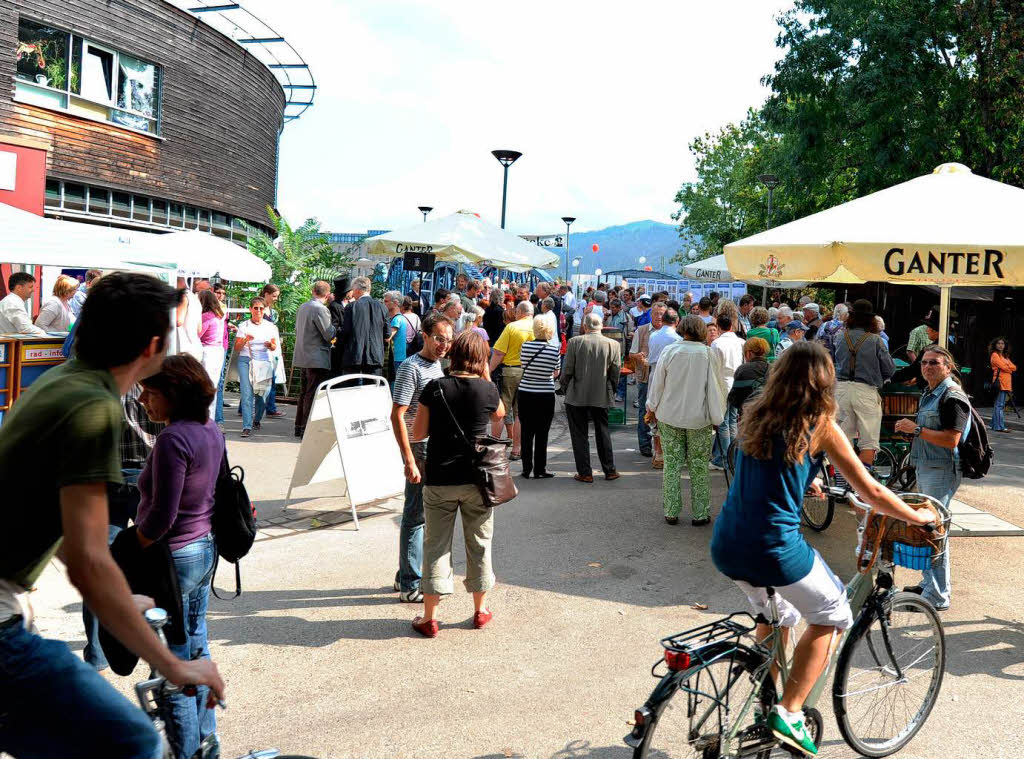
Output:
[405, 314, 425, 354]
[959, 404, 994, 479]
[211, 451, 257, 599]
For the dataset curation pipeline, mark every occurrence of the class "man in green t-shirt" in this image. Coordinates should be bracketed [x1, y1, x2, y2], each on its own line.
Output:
[0, 272, 225, 756]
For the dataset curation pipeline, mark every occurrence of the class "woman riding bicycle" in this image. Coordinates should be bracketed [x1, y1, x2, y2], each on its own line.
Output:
[710, 341, 933, 757]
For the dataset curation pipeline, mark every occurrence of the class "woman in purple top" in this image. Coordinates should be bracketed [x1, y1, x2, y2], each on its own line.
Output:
[137, 355, 223, 759]
[198, 290, 226, 424]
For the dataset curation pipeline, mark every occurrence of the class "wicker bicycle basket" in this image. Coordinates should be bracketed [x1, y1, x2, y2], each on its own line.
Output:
[857, 495, 949, 573]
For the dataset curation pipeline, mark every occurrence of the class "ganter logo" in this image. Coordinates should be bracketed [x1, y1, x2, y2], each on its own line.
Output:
[758, 254, 784, 280]
[884, 247, 1005, 278]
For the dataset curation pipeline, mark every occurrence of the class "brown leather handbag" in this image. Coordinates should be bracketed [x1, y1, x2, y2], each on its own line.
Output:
[437, 379, 518, 507]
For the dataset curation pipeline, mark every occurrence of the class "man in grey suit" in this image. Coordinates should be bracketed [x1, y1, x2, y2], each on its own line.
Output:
[293, 280, 336, 438]
[560, 313, 622, 482]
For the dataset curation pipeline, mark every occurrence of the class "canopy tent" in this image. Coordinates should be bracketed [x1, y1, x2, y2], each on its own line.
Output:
[683, 253, 811, 288]
[1, 201, 176, 275]
[364, 210, 561, 273]
[153, 230, 271, 281]
[600, 268, 681, 280]
[724, 163, 1024, 343]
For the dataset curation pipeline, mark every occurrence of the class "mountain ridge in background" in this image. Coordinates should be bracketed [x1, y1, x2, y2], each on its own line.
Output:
[556, 220, 689, 276]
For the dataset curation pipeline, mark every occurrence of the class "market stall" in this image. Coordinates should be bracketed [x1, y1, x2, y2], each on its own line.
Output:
[11, 335, 66, 399]
[0, 336, 13, 425]
[724, 163, 1024, 345]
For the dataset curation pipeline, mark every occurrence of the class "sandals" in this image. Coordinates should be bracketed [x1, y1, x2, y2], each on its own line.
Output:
[509, 452, 522, 461]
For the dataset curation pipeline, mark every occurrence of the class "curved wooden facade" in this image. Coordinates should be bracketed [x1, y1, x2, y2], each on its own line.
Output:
[0, 0, 285, 228]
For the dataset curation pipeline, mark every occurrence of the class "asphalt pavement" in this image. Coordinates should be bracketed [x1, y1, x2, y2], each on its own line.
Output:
[26, 390, 1024, 759]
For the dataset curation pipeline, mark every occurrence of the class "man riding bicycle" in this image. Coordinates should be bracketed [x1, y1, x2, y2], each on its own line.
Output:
[0, 273, 226, 758]
[710, 342, 933, 756]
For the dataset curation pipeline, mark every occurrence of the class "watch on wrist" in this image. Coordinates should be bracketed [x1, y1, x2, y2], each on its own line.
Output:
[913, 425, 922, 437]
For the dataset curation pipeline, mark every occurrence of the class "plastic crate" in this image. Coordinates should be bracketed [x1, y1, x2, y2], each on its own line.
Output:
[608, 407, 626, 425]
[892, 542, 934, 571]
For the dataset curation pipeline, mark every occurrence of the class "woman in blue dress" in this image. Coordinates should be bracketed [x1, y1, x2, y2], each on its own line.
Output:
[710, 341, 933, 756]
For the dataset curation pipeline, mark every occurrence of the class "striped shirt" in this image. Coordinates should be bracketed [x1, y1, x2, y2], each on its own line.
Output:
[518, 341, 561, 393]
[393, 353, 445, 432]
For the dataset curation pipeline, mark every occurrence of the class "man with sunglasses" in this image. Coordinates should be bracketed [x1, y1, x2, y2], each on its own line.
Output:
[390, 312, 454, 603]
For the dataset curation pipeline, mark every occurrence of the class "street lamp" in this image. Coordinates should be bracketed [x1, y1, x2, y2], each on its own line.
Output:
[595, 267, 603, 287]
[687, 248, 698, 261]
[757, 174, 780, 229]
[757, 174, 781, 305]
[638, 255, 647, 269]
[491, 149, 523, 228]
[561, 216, 576, 283]
[418, 206, 433, 223]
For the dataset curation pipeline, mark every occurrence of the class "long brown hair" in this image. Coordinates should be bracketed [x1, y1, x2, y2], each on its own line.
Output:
[988, 336, 1010, 358]
[921, 344, 962, 386]
[739, 341, 837, 464]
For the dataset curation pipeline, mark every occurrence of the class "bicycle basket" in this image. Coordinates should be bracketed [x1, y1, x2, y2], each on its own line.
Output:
[856, 494, 950, 573]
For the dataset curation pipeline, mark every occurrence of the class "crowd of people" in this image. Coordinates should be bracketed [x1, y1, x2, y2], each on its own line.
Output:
[0, 266, 1013, 758]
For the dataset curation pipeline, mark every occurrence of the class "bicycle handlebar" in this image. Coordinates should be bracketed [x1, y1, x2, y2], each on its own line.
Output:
[844, 490, 950, 526]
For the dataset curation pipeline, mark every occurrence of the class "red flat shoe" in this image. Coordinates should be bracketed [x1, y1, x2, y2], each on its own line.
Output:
[473, 609, 493, 629]
[412, 616, 439, 638]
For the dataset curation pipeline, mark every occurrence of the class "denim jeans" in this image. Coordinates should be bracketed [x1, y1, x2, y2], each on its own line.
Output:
[396, 478, 425, 592]
[712, 405, 738, 467]
[265, 379, 278, 414]
[214, 347, 230, 424]
[916, 465, 960, 608]
[616, 373, 627, 399]
[992, 390, 1007, 431]
[168, 534, 217, 759]
[637, 382, 652, 454]
[0, 619, 162, 758]
[237, 355, 266, 430]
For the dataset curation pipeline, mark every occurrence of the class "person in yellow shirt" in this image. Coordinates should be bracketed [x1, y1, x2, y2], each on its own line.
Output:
[488, 300, 535, 458]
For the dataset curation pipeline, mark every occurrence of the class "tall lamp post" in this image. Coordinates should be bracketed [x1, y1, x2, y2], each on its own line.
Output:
[491, 150, 522, 228]
[418, 206, 433, 223]
[561, 216, 576, 283]
[757, 174, 780, 304]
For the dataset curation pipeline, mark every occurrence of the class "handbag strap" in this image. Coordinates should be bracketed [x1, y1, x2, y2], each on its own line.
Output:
[436, 378, 476, 454]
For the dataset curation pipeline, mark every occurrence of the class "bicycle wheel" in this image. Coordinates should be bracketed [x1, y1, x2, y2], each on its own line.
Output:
[871, 447, 897, 485]
[634, 649, 776, 759]
[724, 439, 739, 489]
[833, 592, 946, 757]
[801, 465, 835, 532]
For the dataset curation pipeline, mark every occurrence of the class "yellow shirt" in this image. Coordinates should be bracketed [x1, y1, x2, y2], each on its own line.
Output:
[494, 317, 535, 366]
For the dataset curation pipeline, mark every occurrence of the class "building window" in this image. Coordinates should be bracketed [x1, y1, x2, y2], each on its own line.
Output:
[14, 18, 161, 136]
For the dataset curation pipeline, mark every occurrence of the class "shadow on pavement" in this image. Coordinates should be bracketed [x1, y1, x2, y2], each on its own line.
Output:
[475, 739, 666, 758]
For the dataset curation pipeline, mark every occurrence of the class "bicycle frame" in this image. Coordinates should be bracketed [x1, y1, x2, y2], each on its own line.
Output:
[658, 491, 948, 758]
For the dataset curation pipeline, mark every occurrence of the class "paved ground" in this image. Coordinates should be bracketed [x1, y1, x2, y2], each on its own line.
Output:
[27, 391, 1024, 759]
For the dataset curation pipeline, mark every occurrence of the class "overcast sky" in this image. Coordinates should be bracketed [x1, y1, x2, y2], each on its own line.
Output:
[240, 0, 795, 235]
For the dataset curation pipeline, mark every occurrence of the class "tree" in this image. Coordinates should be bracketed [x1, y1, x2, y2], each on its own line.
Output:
[672, 110, 786, 263]
[243, 207, 352, 336]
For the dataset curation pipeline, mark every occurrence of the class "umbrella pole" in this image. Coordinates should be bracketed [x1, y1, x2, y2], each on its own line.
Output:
[938, 285, 952, 347]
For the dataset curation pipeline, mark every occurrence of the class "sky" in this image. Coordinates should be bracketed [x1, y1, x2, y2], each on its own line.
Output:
[239, 0, 795, 235]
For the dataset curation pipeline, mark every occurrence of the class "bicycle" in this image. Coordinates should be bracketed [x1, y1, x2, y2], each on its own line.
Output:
[625, 490, 950, 758]
[138, 607, 316, 759]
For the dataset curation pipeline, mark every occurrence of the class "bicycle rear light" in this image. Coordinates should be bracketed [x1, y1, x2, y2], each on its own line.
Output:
[664, 649, 691, 671]
[633, 707, 651, 726]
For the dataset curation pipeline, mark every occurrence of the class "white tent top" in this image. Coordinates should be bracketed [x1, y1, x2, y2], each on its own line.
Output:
[724, 163, 1024, 286]
[364, 209, 561, 273]
[1, 202, 270, 281]
[683, 253, 812, 288]
[153, 230, 271, 281]
[1, 201, 176, 275]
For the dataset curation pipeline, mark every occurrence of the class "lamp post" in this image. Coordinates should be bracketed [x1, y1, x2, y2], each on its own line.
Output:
[418, 206, 433, 223]
[561, 216, 576, 283]
[595, 267, 603, 288]
[757, 174, 781, 305]
[491, 150, 522, 228]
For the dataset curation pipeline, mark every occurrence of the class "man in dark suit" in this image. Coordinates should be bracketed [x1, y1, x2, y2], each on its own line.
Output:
[560, 313, 622, 482]
[339, 276, 390, 378]
[329, 276, 351, 377]
[294, 280, 336, 437]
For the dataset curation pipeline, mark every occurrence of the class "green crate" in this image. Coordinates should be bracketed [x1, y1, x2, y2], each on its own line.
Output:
[608, 407, 626, 425]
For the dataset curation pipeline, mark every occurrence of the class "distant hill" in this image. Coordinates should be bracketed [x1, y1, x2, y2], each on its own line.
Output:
[563, 220, 689, 276]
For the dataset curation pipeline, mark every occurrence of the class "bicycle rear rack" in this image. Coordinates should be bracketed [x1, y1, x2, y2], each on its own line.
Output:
[660, 612, 758, 653]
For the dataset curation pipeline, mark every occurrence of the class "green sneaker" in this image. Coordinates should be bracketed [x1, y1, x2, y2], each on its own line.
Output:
[768, 706, 817, 756]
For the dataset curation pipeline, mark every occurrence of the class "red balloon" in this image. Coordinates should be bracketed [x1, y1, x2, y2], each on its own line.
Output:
[644, 265, 653, 271]
[591, 243, 599, 253]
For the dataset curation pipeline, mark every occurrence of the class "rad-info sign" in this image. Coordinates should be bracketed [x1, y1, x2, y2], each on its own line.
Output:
[285, 375, 405, 528]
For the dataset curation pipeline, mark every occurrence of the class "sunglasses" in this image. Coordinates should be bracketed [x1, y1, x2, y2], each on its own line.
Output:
[428, 335, 453, 344]
[251, 306, 265, 311]
[920, 359, 944, 366]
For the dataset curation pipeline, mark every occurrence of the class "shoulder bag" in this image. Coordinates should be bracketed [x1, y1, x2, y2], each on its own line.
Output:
[436, 378, 518, 507]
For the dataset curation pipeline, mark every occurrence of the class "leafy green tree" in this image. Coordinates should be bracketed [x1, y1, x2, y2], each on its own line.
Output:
[243, 207, 352, 336]
[672, 110, 786, 263]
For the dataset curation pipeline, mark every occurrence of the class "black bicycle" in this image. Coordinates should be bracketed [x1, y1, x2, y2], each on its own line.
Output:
[138, 608, 316, 759]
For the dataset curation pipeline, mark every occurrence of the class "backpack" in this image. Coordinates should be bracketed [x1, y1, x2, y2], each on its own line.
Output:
[958, 404, 993, 479]
[211, 451, 257, 599]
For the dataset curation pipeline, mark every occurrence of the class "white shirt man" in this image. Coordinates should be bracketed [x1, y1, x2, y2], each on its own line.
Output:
[0, 275, 46, 335]
[647, 317, 682, 366]
[175, 277, 203, 360]
[710, 315, 745, 391]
